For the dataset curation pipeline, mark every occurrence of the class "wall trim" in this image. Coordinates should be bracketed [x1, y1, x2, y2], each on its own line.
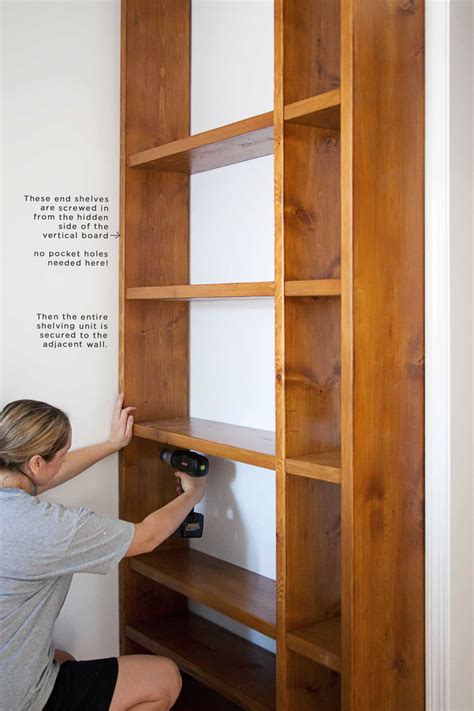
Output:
[425, 1, 451, 709]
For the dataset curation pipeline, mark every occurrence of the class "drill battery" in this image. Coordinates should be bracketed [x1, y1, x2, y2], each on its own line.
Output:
[176, 510, 204, 538]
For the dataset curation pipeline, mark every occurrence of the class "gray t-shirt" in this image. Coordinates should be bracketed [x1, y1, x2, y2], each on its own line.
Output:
[0, 488, 135, 711]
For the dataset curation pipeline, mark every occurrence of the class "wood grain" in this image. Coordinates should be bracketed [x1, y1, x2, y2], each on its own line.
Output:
[285, 298, 341, 459]
[119, 1, 425, 709]
[345, 0, 425, 708]
[284, 124, 341, 281]
[127, 282, 275, 300]
[134, 417, 276, 470]
[126, 613, 276, 711]
[129, 112, 274, 174]
[119, 0, 191, 656]
[286, 478, 341, 630]
[131, 548, 276, 638]
[285, 280, 341, 297]
[287, 617, 341, 673]
[340, 0, 355, 707]
[273, 1, 288, 709]
[284, 0, 341, 104]
[285, 89, 341, 130]
[287, 652, 341, 711]
[280, 3, 341, 709]
[286, 451, 341, 484]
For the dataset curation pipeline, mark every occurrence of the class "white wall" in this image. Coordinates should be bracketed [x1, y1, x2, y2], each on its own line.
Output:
[1, 0, 275, 659]
[189, 0, 276, 652]
[1, 0, 121, 658]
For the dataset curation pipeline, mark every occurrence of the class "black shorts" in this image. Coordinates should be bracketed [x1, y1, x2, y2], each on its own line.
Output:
[43, 657, 119, 711]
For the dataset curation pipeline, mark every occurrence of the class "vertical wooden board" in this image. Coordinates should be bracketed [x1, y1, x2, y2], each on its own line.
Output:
[281, 4, 342, 708]
[125, 0, 190, 152]
[284, 0, 341, 104]
[123, 301, 188, 421]
[125, 170, 189, 289]
[350, 0, 425, 708]
[274, 0, 288, 708]
[120, 0, 191, 653]
[286, 477, 341, 630]
[287, 652, 341, 711]
[285, 298, 341, 458]
[284, 124, 341, 280]
[340, 0, 354, 706]
[120, 566, 187, 647]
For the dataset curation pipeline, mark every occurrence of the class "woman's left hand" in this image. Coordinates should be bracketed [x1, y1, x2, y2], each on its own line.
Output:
[109, 392, 136, 451]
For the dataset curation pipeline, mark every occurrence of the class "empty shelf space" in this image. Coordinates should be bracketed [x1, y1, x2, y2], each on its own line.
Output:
[128, 112, 274, 174]
[133, 417, 276, 470]
[284, 89, 341, 130]
[126, 613, 276, 711]
[285, 279, 341, 297]
[131, 548, 276, 639]
[286, 617, 341, 673]
[126, 282, 275, 301]
[285, 451, 341, 484]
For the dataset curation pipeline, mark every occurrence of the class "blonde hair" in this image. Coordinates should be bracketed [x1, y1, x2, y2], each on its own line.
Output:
[0, 400, 70, 471]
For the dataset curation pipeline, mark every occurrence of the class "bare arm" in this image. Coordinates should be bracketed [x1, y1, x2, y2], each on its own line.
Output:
[39, 393, 135, 493]
[39, 441, 120, 492]
[125, 472, 207, 556]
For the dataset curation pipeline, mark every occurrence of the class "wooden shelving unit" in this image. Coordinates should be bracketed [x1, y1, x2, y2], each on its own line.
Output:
[120, 1, 424, 709]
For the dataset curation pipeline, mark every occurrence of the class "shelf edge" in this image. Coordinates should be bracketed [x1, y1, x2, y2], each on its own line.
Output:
[126, 282, 275, 301]
[286, 618, 342, 673]
[285, 279, 342, 297]
[128, 111, 274, 169]
[133, 421, 276, 471]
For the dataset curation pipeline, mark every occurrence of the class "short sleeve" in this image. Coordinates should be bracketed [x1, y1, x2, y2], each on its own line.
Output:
[66, 509, 135, 575]
[15, 498, 136, 579]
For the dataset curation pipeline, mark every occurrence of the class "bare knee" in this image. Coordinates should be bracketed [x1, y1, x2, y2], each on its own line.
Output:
[111, 654, 182, 711]
[159, 658, 182, 708]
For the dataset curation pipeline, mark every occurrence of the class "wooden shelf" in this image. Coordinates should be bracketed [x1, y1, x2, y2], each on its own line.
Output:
[133, 417, 276, 470]
[286, 451, 341, 484]
[286, 617, 341, 673]
[284, 89, 341, 130]
[285, 279, 341, 297]
[131, 548, 276, 639]
[127, 282, 275, 301]
[126, 613, 276, 711]
[128, 112, 274, 175]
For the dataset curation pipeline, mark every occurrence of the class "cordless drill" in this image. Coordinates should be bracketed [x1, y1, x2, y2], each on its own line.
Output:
[160, 449, 209, 538]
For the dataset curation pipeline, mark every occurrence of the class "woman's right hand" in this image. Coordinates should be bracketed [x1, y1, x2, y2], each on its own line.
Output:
[175, 470, 207, 505]
[126, 471, 209, 557]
